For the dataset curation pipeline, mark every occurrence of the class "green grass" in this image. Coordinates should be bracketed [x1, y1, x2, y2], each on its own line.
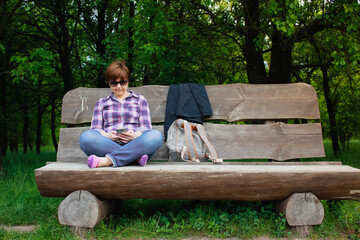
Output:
[0, 140, 360, 239]
[0, 150, 63, 225]
[321, 139, 360, 168]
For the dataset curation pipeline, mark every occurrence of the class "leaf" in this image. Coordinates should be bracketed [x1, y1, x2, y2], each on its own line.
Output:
[0, 43, 5, 54]
[138, 211, 145, 218]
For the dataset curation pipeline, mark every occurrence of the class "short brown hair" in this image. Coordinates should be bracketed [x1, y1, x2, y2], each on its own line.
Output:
[105, 60, 130, 82]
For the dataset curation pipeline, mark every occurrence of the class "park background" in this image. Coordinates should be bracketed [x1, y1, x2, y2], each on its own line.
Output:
[0, 0, 360, 239]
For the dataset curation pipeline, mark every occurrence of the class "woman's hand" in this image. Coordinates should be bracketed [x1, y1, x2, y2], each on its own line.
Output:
[100, 131, 122, 143]
[117, 131, 142, 144]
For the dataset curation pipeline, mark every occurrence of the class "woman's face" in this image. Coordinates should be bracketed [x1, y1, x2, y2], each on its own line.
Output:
[108, 78, 129, 99]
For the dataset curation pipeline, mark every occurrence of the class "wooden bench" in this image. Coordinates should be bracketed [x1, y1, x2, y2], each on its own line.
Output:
[35, 83, 360, 236]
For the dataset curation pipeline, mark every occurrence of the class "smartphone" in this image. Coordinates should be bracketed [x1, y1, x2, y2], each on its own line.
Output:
[116, 128, 127, 135]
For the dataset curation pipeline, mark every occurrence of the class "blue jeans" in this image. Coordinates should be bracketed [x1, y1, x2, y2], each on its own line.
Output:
[79, 129, 163, 167]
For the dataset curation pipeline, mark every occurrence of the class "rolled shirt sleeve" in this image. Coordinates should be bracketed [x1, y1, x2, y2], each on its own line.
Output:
[136, 95, 152, 133]
[90, 100, 105, 132]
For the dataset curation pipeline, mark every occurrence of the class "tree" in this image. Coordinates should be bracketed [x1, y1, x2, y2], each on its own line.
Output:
[75, 0, 125, 87]
[11, 47, 61, 153]
[0, 0, 26, 160]
[300, 1, 360, 155]
[1, 0, 359, 157]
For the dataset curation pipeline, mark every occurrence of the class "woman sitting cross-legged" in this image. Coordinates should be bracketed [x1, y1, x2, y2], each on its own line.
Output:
[79, 60, 163, 168]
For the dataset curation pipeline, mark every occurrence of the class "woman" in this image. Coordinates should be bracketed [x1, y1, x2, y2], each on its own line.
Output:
[79, 60, 163, 168]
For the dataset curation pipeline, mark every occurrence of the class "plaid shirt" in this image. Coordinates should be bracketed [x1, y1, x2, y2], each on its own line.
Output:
[90, 91, 152, 133]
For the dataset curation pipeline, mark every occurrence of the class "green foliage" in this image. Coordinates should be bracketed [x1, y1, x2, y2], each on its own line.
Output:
[266, 0, 300, 37]
[338, 202, 360, 239]
[0, 43, 5, 54]
[2, 0, 360, 155]
[11, 48, 57, 85]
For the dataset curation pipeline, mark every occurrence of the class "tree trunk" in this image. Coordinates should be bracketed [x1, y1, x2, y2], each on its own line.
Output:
[267, 0, 294, 84]
[9, 139, 14, 152]
[128, 0, 135, 85]
[0, 69, 7, 158]
[54, 1, 74, 93]
[36, 97, 42, 155]
[321, 65, 340, 155]
[96, 0, 107, 88]
[243, 0, 268, 84]
[143, 11, 156, 86]
[28, 138, 33, 151]
[22, 104, 29, 153]
[9, 135, 19, 153]
[51, 99, 58, 152]
[268, 29, 293, 84]
[14, 136, 18, 153]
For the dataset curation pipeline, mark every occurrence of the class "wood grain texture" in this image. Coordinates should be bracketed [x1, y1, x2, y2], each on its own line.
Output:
[35, 162, 360, 201]
[61, 83, 320, 124]
[276, 192, 324, 226]
[291, 226, 313, 238]
[58, 190, 115, 228]
[57, 122, 324, 162]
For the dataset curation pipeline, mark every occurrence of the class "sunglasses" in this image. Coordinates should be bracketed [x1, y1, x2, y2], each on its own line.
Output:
[108, 80, 129, 87]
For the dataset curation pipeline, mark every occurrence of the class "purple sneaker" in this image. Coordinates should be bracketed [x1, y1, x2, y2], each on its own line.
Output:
[138, 155, 148, 167]
[88, 155, 100, 168]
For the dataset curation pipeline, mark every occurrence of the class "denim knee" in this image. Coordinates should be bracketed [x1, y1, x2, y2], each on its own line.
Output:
[144, 129, 163, 148]
[79, 130, 99, 152]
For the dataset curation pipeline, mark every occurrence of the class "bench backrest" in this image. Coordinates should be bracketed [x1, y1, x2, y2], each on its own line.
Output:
[57, 83, 325, 162]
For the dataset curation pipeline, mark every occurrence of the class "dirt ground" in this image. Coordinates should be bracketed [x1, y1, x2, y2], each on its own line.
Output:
[1, 225, 310, 239]
[166, 237, 310, 240]
[0, 224, 38, 233]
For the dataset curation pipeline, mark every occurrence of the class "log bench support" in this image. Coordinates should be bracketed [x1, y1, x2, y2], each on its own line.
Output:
[276, 192, 324, 237]
[58, 190, 116, 231]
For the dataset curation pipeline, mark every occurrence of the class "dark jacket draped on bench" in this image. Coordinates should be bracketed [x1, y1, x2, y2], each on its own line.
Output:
[164, 83, 213, 140]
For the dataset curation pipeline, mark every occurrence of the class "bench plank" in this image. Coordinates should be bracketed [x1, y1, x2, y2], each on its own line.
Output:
[57, 122, 324, 162]
[35, 162, 360, 201]
[61, 83, 320, 124]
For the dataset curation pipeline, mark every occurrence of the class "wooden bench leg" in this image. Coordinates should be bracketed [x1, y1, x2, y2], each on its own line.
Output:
[58, 190, 115, 229]
[276, 192, 324, 237]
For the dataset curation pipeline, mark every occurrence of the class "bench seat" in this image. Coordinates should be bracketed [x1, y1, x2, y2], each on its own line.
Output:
[35, 162, 360, 201]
